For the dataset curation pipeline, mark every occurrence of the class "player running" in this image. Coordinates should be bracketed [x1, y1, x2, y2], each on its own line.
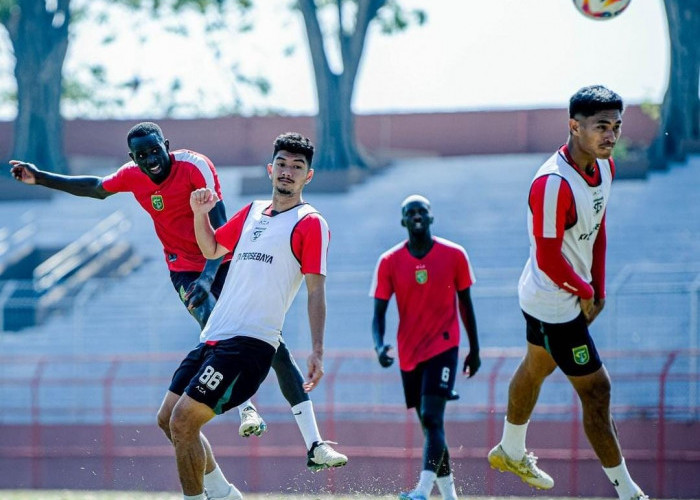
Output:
[370, 195, 481, 500]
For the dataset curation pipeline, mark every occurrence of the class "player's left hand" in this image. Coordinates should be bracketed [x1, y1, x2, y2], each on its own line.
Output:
[585, 298, 605, 325]
[303, 351, 324, 392]
[184, 277, 212, 310]
[463, 350, 481, 378]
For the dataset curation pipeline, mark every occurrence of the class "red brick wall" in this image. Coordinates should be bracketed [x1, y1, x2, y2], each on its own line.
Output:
[0, 107, 658, 170]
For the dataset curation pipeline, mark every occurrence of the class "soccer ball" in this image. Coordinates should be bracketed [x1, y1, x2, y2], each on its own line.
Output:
[572, 0, 632, 20]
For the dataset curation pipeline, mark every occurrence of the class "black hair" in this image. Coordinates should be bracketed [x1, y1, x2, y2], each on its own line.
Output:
[272, 132, 314, 167]
[126, 122, 164, 147]
[569, 85, 624, 118]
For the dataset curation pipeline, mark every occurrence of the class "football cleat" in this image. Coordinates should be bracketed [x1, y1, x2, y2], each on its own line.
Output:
[238, 406, 267, 438]
[398, 490, 428, 500]
[206, 482, 243, 500]
[306, 441, 348, 472]
[488, 444, 554, 489]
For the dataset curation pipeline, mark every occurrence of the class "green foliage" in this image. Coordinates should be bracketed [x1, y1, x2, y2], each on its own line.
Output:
[640, 99, 661, 121]
[376, 0, 426, 35]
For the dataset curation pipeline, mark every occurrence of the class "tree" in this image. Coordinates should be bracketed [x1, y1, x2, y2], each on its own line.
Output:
[649, 0, 699, 169]
[296, 0, 425, 171]
[0, 0, 71, 173]
[0, 0, 261, 175]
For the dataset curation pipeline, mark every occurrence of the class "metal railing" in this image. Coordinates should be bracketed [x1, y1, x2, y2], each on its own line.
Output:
[0, 348, 697, 496]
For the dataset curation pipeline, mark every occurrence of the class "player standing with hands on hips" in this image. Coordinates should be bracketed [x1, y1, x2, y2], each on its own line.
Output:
[370, 195, 481, 500]
[487, 85, 647, 500]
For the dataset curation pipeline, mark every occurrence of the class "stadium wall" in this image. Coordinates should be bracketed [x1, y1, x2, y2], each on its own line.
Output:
[0, 106, 657, 170]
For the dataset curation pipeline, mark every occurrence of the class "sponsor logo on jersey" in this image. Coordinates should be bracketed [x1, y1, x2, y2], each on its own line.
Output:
[572, 345, 590, 365]
[578, 222, 601, 241]
[151, 194, 164, 211]
[236, 252, 274, 264]
[415, 269, 428, 284]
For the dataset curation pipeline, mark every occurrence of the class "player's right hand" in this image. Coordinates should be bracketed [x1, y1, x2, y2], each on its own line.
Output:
[580, 297, 595, 323]
[303, 351, 324, 392]
[9, 160, 38, 185]
[190, 187, 220, 214]
[375, 344, 394, 368]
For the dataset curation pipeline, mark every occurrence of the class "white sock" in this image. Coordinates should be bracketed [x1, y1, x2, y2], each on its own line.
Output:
[183, 494, 206, 500]
[603, 458, 643, 499]
[500, 417, 528, 460]
[436, 473, 458, 500]
[237, 400, 255, 416]
[292, 400, 322, 450]
[203, 464, 231, 498]
[415, 470, 437, 497]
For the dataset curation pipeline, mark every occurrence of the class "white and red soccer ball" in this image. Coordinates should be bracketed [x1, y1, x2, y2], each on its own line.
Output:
[572, 0, 632, 20]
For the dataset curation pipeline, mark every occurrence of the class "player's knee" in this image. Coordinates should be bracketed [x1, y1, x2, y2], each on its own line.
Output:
[579, 376, 611, 409]
[420, 410, 444, 432]
[156, 406, 173, 437]
[168, 404, 202, 444]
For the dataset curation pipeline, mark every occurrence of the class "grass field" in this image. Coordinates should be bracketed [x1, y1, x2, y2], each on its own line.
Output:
[0, 493, 616, 500]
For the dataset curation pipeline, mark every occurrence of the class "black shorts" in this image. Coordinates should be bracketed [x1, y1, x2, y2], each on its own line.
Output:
[170, 261, 230, 303]
[400, 347, 458, 409]
[523, 310, 602, 377]
[169, 336, 275, 415]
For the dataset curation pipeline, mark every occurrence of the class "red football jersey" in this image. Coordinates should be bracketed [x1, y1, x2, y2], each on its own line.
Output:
[101, 149, 229, 272]
[370, 237, 475, 371]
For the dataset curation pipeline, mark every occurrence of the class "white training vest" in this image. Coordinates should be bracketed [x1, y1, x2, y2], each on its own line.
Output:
[200, 200, 322, 348]
[518, 151, 613, 323]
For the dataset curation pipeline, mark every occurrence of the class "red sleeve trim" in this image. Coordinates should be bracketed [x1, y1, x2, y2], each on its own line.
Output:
[291, 213, 329, 276]
[535, 236, 594, 299]
[100, 163, 134, 193]
[529, 175, 576, 238]
[215, 203, 253, 252]
[608, 157, 616, 180]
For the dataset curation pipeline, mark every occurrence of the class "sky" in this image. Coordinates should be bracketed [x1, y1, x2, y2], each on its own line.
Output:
[0, 0, 670, 119]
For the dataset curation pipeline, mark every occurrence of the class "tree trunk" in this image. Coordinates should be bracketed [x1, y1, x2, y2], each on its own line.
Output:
[6, 0, 70, 173]
[298, 0, 383, 171]
[649, 0, 700, 169]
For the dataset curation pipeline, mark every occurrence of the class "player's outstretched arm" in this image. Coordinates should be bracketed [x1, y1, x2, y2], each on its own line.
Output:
[303, 273, 326, 393]
[372, 298, 394, 368]
[458, 287, 481, 377]
[9, 160, 112, 199]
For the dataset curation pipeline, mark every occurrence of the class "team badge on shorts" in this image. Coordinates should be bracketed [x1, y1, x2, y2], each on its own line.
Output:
[572, 345, 590, 365]
[151, 194, 164, 211]
[415, 269, 428, 284]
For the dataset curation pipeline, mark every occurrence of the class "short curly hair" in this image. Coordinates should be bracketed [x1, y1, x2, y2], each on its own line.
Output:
[126, 122, 165, 147]
[569, 85, 624, 119]
[272, 132, 314, 166]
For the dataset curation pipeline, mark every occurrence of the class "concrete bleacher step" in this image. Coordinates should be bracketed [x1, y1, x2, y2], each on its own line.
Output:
[1, 153, 698, 354]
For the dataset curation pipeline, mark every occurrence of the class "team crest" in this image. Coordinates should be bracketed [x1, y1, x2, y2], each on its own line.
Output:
[151, 194, 164, 211]
[415, 269, 428, 284]
[572, 345, 590, 365]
